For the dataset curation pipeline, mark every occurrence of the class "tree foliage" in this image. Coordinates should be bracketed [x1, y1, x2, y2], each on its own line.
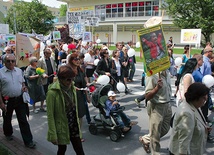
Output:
[59, 4, 67, 17]
[4, 0, 54, 35]
[163, 0, 214, 45]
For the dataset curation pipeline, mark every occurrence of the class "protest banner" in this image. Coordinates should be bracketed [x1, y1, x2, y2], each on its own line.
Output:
[16, 34, 40, 67]
[69, 23, 85, 40]
[0, 24, 9, 34]
[85, 17, 99, 27]
[53, 31, 61, 40]
[67, 12, 81, 24]
[137, 24, 170, 76]
[180, 29, 201, 44]
[83, 32, 92, 42]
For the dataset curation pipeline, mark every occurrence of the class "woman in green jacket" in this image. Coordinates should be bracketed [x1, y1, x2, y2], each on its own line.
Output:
[46, 65, 85, 155]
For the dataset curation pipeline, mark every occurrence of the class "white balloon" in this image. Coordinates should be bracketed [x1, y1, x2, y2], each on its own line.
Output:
[108, 49, 112, 55]
[94, 59, 100, 66]
[202, 75, 214, 88]
[116, 82, 126, 92]
[46, 40, 51, 46]
[128, 48, 135, 57]
[84, 53, 91, 62]
[62, 44, 68, 51]
[81, 41, 87, 46]
[136, 42, 141, 48]
[96, 39, 101, 44]
[174, 57, 182, 66]
[97, 75, 110, 85]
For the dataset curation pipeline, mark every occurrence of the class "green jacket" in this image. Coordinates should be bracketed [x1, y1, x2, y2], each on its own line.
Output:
[46, 80, 81, 145]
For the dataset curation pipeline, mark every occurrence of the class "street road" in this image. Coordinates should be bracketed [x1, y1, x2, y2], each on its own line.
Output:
[0, 62, 214, 155]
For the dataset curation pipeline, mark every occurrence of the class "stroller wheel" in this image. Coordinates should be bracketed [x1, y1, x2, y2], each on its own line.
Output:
[89, 124, 98, 135]
[110, 130, 120, 142]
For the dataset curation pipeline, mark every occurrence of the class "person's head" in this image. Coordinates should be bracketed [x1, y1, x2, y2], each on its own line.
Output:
[183, 45, 190, 54]
[193, 53, 203, 67]
[29, 56, 38, 66]
[44, 48, 52, 58]
[112, 50, 120, 58]
[206, 42, 212, 47]
[185, 83, 209, 108]
[150, 33, 157, 43]
[94, 48, 100, 55]
[68, 53, 80, 67]
[122, 46, 128, 53]
[108, 91, 116, 101]
[127, 41, 132, 46]
[4, 46, 11, 54]
[58, 65, 75, 88]
[88, 49, 95, 56]
[78, 53, 85, 64]
[181, 58, 198, 77]
[4, 54, 16, 70]
[169, 36, 173, 41]
[100, 49, 109, 59]
[168, 48, 173, 56]
[203, 46, 213, 58]
[116, 42, 122, 50]
[50, 45, 55, 50]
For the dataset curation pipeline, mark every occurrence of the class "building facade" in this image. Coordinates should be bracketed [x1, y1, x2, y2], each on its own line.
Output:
[58, 0, 182, 45]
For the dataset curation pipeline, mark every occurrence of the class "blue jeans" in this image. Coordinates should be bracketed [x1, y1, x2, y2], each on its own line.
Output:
[129, 63, 135, 81]
[114, 111, 130, 128]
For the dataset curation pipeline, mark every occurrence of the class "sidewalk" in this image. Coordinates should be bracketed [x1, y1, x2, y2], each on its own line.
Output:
[0, 128, 43, 155]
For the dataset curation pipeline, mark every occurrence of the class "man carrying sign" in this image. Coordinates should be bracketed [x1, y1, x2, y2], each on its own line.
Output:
[139, 70, 172, 154]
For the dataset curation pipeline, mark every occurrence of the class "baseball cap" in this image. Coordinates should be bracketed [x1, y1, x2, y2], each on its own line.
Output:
[108, 91, 116, 97]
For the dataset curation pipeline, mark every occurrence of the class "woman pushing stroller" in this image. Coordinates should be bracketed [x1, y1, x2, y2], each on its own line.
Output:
[105, 91, 138, 132]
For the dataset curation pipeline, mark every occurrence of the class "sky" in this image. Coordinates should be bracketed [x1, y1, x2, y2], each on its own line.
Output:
[4, 0, 67, 8]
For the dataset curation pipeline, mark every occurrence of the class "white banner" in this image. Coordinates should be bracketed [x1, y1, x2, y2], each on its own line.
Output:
[180, 29, 201, 44]
[0, 24, 9, 34]
[85, 17, 99, 27]
[67, 12, 82, 24]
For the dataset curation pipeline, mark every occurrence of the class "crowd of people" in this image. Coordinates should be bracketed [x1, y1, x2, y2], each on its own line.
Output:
[0, 37, 214, 155]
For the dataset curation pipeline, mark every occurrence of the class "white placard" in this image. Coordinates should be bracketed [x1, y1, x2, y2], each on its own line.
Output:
[83, 32, 92, 42]
[0, 24, 9, 34]
[180, 29, 201, 44]
[85, 17, 99, 27]
[69, 23, 85, 40]
[67, 12, 82, 24]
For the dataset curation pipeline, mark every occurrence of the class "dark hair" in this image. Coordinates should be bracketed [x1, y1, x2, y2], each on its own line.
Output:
[68, 53, 78, 65]
[57, 65, 75, 80]
[112, 50, 118, 58]
[185, 83, 209, 103]
[183, 45, 190, 54]
[100, 49, 107, 58]
[177, 58, 197, 85]
[79, 53, 85, 59]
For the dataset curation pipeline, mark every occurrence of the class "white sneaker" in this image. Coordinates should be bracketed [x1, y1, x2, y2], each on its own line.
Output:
[33, 109, 39, 114]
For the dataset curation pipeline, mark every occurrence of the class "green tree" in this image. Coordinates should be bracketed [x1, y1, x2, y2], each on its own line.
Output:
[59, 4, 67, 17]
[4, 0, 54, 35]
[163, 0, 214, 46]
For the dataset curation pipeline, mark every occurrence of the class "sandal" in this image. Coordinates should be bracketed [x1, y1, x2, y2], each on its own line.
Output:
[139, 136, 151, 153]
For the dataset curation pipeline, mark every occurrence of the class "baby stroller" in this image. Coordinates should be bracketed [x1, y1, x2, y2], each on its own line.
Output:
[89, 84, 131, 142]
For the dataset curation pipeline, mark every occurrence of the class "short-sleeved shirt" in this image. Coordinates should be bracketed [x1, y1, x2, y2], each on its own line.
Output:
[0, 66, 24, 97]
[145, 71, 171, 104]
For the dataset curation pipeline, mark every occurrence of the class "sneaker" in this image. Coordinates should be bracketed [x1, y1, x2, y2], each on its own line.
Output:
[33, 109, 39, 114]
[135, 98, 141, 108]
[6, 135, 13, 141]
[40, 108, 47, 112]
[25, 141, 36, 148]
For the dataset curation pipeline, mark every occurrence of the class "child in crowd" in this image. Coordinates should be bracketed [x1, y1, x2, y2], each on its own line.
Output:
[105, 91, 137, 132]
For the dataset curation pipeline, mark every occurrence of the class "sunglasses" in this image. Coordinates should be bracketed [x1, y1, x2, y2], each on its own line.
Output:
[6, 60, 15, 63]
[74, 58, 80, 61]
[34, 60, 38, 62]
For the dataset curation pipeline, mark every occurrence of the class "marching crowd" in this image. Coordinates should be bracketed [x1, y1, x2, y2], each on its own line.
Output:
[0, 38, 214, 155]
